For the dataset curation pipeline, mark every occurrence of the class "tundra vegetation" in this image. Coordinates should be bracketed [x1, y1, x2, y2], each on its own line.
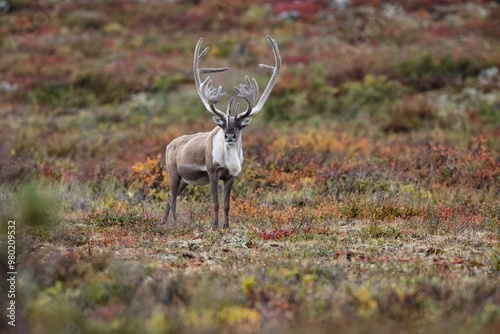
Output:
[0, 1, 499, 333]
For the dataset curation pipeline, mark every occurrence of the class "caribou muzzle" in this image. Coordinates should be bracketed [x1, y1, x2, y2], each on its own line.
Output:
[225, 131, 236, 144]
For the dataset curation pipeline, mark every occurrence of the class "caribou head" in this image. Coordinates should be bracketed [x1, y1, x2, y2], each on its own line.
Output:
[163, 35, 281, 229]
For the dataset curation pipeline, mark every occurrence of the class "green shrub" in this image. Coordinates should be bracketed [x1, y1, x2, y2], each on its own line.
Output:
[339, 75, 408, 116]
[28, 83, 73, 108]
[362, 223, 401, 239]
[73, 71, 129, 104]
[489, 246, 500, 272]
[399, 53, 479, 91]
[17, 181, 61, 238]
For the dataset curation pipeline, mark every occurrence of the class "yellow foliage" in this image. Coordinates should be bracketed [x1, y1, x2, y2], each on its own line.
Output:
[217, 306, 260, 327]
[234, 201, 258, 217]
[363, 74, 377, 86]
[132, 154, 169, 195]
[302, 274, 316, 285]
[104, 21, 124, 33]
[131, 35, 144, 48]
[269, 130, 371, 156]
[210, 46, 221, 57]
[241, 275, 256, 295]
[300, 177, 314, 186]
[183, 309, 215, 331]
[353, 286, 378, 316]
[145, 308, 168, 334]
[279, 267, 299, 279]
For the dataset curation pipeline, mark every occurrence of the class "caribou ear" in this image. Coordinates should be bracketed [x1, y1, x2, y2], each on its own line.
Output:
[213, 116, 225, 127]
[238, 117, 252, 129]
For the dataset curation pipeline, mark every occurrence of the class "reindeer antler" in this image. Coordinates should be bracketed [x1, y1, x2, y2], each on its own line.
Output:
[234, 76, 259, 117]
[194, 38, 229, 119]
[236, 35, 281, 120]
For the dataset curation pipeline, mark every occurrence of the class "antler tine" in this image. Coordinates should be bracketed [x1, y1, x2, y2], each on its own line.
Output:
[200, 77, 224, 104]
[237, 35, 281, 120]
[226, 96, 234, 115]
[235, 102, 240, 117]
[194, 37, 229, 119]
[234, 75, 259, 119]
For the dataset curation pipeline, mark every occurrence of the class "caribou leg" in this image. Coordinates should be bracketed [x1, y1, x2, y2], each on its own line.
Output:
[222, 177, 234, 229]
[210, 174, 220, 229]
[163, 177, 188, 224]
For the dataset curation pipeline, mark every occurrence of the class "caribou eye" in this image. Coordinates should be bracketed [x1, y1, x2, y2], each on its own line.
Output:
[238, 118, 252, 129]
[213, 116, 225, 128]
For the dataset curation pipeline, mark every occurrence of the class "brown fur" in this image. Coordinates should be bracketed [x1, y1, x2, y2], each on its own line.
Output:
[162, 35, 280, 229]
[163, 126, 240, 228]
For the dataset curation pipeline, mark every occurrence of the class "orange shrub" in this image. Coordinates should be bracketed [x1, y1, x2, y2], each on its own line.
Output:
[131, 153, 169, 198]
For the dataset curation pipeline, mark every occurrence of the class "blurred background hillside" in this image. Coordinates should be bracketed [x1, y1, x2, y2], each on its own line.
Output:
[1, 0, 499, 184]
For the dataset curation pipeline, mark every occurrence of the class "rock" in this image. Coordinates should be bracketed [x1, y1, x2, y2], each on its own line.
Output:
[1, 81, 19, 92]
[331, 0, 350, 11]
[478, 67, 499, 86]
[0, 0, 10, 13]
[477, 67, 500, 92]
[275, 2, 323, 21]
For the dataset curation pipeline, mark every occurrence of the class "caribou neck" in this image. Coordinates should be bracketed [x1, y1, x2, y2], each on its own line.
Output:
[211, 128, 243, 176]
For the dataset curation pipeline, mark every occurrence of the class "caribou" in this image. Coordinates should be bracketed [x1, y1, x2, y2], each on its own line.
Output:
[163, 35, 281, 228]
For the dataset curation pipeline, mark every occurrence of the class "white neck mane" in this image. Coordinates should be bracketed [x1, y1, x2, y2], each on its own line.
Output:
[212, 129, 243, 176]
